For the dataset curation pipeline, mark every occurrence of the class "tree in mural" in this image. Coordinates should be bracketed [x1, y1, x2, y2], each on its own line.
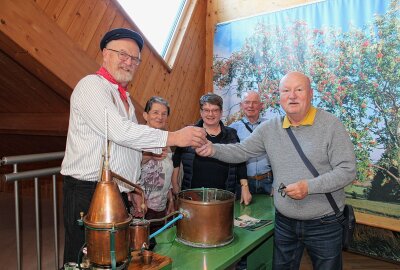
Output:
[213, 0, 399, 198]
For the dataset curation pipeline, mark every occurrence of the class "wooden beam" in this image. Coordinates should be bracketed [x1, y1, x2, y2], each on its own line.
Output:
[0, 113, 69, 136]
[0, 0, 99, 100]
[356, 212, 400, 232]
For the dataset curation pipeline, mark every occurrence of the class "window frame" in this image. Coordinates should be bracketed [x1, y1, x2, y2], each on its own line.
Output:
[113, 0, 196, 70]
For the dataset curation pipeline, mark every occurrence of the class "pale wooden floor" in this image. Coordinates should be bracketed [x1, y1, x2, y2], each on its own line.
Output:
[1, 192, 399, 270]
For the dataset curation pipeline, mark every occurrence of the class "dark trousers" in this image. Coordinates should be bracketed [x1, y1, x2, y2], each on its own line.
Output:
[273, 211, 343, 270]
[145, 208, 167, 235]
[62, 176, 133, 264]
[62, 176, 97, 264]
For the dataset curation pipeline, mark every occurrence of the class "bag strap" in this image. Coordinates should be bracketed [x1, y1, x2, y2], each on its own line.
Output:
[286, 127, 341, 215]
[241, 119, 254, 133]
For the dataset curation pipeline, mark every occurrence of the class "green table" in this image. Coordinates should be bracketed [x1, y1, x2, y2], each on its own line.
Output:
[154, 195, 275, 270]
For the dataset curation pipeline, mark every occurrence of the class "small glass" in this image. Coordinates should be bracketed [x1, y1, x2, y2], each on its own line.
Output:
[142, 250, 153, 265]
[64, 262, 77, 270]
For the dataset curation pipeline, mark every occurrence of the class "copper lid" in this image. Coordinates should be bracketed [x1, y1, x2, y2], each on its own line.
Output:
[83, 167, 132, 228]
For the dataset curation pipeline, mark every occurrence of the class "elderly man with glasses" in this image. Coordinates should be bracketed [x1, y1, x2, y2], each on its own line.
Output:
[61, 28, 206, 264]
[229, 91, 273, 197]
[196, 72, 356, 270]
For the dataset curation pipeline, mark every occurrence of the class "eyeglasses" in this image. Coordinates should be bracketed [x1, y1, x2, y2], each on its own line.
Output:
[148, 111, 168, 118]
[201, 108, 221, 115]
[105, 48, 141, 66]
[278, 183, 287, 198]
[243, 101, 260, 106]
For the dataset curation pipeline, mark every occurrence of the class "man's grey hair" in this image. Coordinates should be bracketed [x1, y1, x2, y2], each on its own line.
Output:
[240, 90, 261, 102]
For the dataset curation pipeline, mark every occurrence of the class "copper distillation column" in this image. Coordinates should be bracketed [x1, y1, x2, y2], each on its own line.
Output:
[77, 110, 144, 270]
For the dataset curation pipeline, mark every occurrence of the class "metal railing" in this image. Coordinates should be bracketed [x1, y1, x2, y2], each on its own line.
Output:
[1, 151, 65, 270]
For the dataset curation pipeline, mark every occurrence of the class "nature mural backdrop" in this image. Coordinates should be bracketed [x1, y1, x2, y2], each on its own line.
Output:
[213, 0, 399, 262]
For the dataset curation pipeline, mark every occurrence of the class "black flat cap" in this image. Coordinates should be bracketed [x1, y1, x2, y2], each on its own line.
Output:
[100, 28, 144, 51]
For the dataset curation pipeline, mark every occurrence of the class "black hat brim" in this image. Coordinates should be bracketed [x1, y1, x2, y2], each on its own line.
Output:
[100, 28, 144, 51]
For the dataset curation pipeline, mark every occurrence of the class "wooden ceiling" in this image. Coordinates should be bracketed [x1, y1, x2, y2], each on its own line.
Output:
[0, 49, 70, 135]
[0, 50, 68, 113]
[0, 50, 69, 135]
[0, 0, 98, 137]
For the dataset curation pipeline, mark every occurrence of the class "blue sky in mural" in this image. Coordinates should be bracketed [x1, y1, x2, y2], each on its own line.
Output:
[214, 0, 390, 58]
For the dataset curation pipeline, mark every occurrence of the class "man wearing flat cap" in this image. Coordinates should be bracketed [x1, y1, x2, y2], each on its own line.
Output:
[61, 28, 207, 264]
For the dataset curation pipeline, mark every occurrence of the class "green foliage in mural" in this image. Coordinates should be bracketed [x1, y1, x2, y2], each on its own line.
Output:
[213, 0, 400, 197]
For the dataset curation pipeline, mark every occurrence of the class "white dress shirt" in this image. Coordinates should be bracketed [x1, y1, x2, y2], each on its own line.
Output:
[61, 75, 168, 192]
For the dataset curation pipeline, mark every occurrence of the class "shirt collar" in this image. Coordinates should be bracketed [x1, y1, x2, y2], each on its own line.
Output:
[282, 106, 317, 128]
[243, 116, 261, 125]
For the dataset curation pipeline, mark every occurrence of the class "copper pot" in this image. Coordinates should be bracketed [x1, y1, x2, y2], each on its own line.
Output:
[82, 167, 145, 267]
[176, 188, 235, 248]
[129, 219, 150, 250]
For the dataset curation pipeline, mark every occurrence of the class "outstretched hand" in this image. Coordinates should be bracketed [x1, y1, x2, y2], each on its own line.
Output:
[167, 126, 207, 148]
[195, 140, 215, 157]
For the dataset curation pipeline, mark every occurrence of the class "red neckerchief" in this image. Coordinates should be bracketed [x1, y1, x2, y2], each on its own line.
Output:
[96, 67, 128, 102]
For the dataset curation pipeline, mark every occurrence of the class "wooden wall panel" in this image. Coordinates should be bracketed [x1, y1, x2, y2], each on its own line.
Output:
[33, 0, 50, 10]
[85, 1, 116, 59]
[44, 1, 67, 21]
[55, 0, 82, 31]
[171, 4, 206, 127]
[66, 0, 95, 41]
[76, 0, 109, 50]
[130, 46, 153, 101]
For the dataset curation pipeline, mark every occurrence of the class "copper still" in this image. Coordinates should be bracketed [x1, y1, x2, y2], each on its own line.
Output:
[176, 188, 235, 248]
[80, 158, 145, 269]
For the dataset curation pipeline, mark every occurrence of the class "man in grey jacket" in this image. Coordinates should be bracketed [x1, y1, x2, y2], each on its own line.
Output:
[196, 71, 356, 270]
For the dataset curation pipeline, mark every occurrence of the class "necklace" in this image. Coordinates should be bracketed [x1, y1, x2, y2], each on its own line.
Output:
[205, 127, 221, 137]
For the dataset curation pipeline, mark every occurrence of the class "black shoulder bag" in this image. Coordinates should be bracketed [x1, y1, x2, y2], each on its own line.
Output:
[241, 119, 254, 133]
[286, 127, 356, 250]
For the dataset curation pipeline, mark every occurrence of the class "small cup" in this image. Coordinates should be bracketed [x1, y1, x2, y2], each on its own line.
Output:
[64, 262, 77, 270]
[142, 250, 153, 265]
[130, 219, 150, 251]
[131, 250, 142, 264]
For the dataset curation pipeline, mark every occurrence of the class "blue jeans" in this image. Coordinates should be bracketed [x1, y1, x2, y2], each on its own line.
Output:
[273, 211, 343, 270]
[248, 175, 273, 195]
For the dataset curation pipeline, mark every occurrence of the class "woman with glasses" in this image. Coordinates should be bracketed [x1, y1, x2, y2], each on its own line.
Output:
[172, 93, 252, 205]
[133, 97, 175, 245]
